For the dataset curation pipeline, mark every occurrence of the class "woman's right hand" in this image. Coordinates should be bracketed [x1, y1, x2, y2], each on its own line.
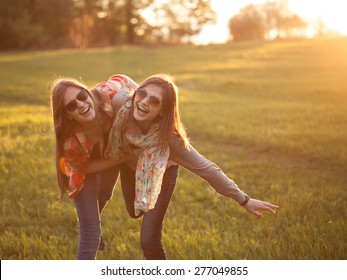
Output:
[243, 198, 279, 218]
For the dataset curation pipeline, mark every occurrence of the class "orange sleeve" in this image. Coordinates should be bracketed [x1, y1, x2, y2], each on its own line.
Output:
[61, 136, 90, 198]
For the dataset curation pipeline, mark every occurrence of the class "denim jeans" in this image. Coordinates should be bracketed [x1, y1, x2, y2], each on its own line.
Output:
[74, 165, 119, 260]
[120, 163, 179, 260]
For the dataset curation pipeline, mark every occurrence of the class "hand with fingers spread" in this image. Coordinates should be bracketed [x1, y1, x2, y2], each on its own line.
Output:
[243, 198, 279, 218]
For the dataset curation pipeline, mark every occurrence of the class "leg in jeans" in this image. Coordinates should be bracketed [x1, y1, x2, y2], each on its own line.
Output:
[120, 164, 142, 219]
[74, 165, 119, 260]
[120, 164, 179, 259]
[98, 165, 120, 213]
[97, 165, 120, 251]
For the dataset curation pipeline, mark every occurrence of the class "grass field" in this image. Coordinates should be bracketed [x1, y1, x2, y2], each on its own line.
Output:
[0, 38, 346, 260]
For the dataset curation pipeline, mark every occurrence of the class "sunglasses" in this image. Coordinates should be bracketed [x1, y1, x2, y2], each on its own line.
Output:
[65, 89, 89, 112]
[135, 88, 161, 107]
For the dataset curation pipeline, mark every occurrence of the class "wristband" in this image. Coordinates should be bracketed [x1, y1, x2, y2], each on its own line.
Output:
[239, 194, 250, 206]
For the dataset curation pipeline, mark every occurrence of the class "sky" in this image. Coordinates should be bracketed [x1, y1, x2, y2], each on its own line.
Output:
[195, 0, 347, 44]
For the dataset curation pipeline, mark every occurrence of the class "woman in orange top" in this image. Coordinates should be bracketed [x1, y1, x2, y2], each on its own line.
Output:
[50, 75, 136, 259]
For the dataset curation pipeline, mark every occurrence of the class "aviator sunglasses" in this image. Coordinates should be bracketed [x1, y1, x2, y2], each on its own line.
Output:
[135, 88, 161, 107]
[65, 89, 89, 112]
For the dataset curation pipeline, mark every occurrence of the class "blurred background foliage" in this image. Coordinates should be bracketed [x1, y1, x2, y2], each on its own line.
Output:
[0, 0, 311, 50]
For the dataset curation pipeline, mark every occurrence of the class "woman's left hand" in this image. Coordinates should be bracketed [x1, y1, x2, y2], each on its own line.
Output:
[243, 198, 279, 218]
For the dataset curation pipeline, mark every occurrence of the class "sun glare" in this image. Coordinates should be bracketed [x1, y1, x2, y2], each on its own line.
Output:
[289, 0, 347, 35]
[195, 0, 347, 44]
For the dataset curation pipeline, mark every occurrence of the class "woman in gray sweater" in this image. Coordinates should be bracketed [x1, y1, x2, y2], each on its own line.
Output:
[104, 73, 279, 260]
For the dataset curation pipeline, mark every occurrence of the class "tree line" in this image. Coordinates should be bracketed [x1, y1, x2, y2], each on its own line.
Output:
[0, 0, 215, 50]
[0, 0, 309, 51]
[229, 1, 307, 41]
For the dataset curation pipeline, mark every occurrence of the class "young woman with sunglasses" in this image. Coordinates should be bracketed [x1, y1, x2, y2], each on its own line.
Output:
[50, 74, 138, 259]
[105, 74, 280, 260]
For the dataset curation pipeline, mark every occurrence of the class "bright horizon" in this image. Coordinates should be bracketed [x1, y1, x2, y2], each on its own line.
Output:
[195, 0, 347, 44]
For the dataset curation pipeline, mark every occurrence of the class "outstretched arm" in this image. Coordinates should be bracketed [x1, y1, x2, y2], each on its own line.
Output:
[169, 135, 279, 217]
[168, 134, 247, 204]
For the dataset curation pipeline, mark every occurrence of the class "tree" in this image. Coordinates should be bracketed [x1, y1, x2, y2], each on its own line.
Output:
[124, 0, 154, 44]
[94, 0, 153, 45]
[262, 0, 306, 39]
[101, 0, 215, 45]
[229, 4, 266, 41]
[69, 0, 105, 48]
[0, 0, 75, 50]
[228, 0, 306, 42]
[149, 0, 216, 43]
[0, 0, 216, 49]
[0, 3, 35, 49]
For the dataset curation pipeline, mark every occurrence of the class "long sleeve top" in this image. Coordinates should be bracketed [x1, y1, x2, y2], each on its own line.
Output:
[61, 74, 136, 198]
[168, 135, 247, 204]
[108, 82, 247, 205]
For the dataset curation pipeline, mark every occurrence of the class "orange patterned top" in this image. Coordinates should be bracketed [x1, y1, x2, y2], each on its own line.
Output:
[60, 74, 134, 198]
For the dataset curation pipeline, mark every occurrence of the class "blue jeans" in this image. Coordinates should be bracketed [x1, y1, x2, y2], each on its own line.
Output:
[74, 165, 119, 260]
[120, 164, 179, 260]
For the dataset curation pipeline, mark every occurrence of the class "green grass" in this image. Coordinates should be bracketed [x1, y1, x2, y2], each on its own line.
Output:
[0, 38, 346, 259]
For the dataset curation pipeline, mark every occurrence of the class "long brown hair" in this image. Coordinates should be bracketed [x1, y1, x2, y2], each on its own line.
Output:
[121, 74, 189, 150]
[50, 77, 103, 198]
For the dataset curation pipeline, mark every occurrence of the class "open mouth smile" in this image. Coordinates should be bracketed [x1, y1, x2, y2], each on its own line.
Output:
[80, 106, 90, 115]
[137, 104, 149, 114]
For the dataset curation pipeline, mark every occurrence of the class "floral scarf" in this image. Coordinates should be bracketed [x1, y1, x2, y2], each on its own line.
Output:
[105, 102, 169, 216]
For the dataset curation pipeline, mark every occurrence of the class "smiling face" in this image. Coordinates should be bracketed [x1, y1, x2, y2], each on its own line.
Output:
[133, 83, 163, 132]
[63, 86, 96, 124]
